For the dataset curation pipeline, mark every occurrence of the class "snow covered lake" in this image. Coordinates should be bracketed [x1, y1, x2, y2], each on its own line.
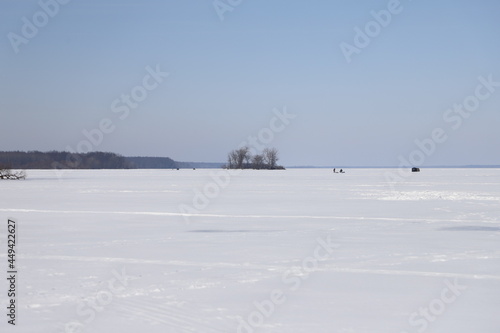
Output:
[1, 168, 500, 333]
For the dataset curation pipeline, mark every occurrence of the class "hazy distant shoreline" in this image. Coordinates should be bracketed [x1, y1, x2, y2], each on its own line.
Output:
[1, 151, 498, 170]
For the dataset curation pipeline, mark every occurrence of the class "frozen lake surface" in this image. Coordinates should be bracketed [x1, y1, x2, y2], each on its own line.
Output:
[1, 168, 500, 333]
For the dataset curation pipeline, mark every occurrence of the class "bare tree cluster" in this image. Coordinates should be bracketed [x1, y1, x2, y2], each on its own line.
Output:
[225, 147, 284, 170]
[0, 166, 26, 180]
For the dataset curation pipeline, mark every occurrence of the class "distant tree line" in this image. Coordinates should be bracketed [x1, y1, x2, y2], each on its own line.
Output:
[0, 151, 132, 169]
[0, 150, 255, 171]
[225, 147, 285, 170]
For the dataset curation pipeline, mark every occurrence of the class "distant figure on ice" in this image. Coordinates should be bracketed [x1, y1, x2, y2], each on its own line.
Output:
[333, 168, 337, 173]
[340, 169, 345, 173]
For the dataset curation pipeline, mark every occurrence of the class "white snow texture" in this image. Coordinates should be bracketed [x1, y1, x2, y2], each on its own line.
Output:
[1, 168, 499, 333]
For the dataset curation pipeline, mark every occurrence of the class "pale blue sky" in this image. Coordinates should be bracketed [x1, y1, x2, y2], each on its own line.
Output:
[1, 0, 499, 166]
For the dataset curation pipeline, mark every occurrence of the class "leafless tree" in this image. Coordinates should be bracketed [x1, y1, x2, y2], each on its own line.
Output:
[0, 166, 26, 180]
[252, 154, 265, 169]
[234, 147, 250, 169]
[227, 148, 250, 169]
[227, 150, 238, 169]
[244, 151, 251, 167]
[263, 148, 279, 169]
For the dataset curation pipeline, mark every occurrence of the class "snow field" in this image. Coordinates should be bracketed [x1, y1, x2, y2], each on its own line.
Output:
[0, 168, 499, 332]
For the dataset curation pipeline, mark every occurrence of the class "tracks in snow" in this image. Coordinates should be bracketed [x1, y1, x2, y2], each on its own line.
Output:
[6, 254, 500, 281]
[1, 208, 497, 224]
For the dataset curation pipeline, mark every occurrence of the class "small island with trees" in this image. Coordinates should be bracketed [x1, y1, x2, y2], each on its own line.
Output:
[224, 147, 285, 170]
